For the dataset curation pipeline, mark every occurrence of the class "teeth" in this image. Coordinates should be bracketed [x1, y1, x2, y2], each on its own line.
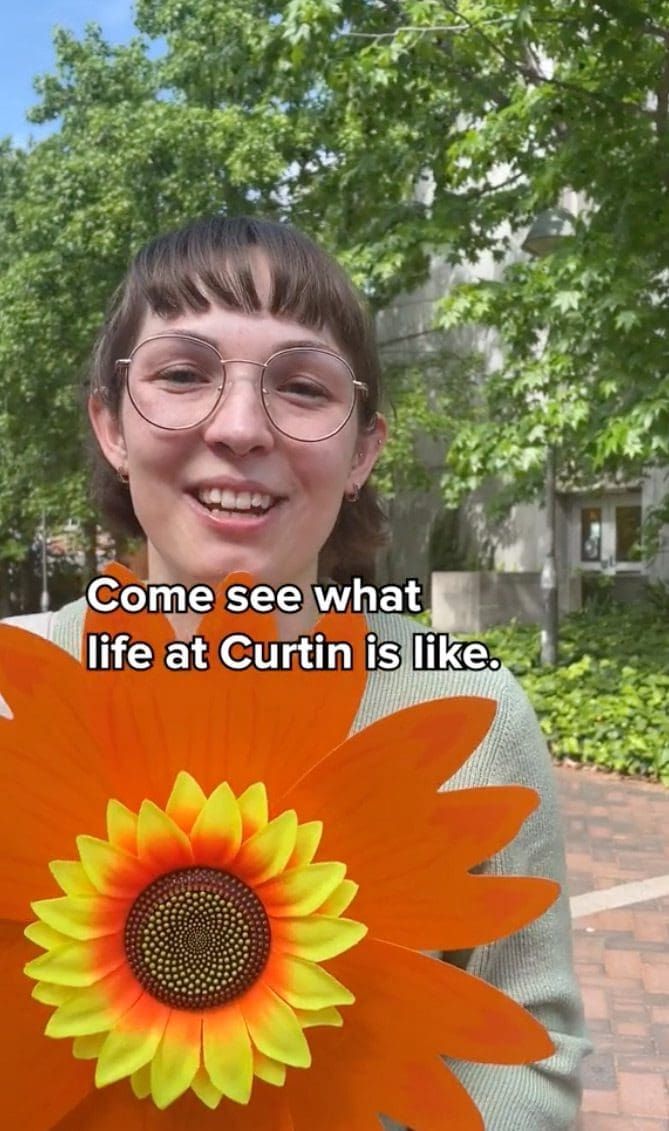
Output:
[197, 488, 274, 512]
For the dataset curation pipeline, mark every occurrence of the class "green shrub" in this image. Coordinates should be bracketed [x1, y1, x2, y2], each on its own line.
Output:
[420, 603, 669, 785]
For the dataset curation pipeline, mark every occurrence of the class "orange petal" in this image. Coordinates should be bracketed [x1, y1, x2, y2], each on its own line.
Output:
[0, 922, 93, 1128]
[287, 1025, 482, 1131]
[283, 699, 496, 863]
[293, 785, 540, 898]
[0, 628, 113, 920]
[56, 1080, 295, 1130]
[331, 937, 555, 1063]
[230, 610, 368, 801]
[357, 871, 559, 950]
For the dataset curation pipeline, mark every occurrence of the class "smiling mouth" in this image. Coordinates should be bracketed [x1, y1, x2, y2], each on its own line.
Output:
[193, 487, 281, 516]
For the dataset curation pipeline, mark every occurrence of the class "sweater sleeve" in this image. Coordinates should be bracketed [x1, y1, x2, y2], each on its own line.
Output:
[436, 668, 591, 1130]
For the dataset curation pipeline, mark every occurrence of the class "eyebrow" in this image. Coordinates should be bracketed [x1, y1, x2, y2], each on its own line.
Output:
[160, 330, 334, 354]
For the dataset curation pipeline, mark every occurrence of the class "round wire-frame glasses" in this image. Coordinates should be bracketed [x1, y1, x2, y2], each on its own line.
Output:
[112, 333, 370, 443]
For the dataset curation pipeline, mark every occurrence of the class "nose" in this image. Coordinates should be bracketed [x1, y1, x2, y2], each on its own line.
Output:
[199, 364, 275, 455]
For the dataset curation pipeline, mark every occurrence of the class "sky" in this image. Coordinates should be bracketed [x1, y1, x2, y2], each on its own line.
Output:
[0, 1, 137, 144]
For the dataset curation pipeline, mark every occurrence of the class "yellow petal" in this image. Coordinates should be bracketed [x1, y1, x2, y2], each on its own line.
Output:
[235, 810, 298, 884]
[190, 782, 242, 865]
[190, 1067, 222, 1109]
[76, 836, 148, 897]
[72, 1033, 107, 1060]
[131, 1064, 152, 1100]
[30, 895, 123, 941]
[165, 771, 207, 833]
[271, 915, 367, 961]
[136, 800, 193, 869]
[269, 955, 354, 1010]
[45, 967, 142, 1038]
[150, 1010, 202, 1109]
[317, 879, 359, 917]
[24, 939, 122, 987]
[49, 860, 97, 897]
[253, 1049, 286, 1086]
[24, 920, 70, 951]
[203, 1004, 253, 1104]
[257, 862, 346, 917]
[237, 782, 268, 838]
[287, 821, 323, 869]
[293, 1006, 343, 1030]
[95, 998, 168, 1087]
[106, 800, 138, 853]
[241, 984, 311, 1068]
[32, 981, 74, 1006]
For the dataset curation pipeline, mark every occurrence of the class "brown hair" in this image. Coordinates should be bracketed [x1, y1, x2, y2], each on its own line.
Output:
[86, 215, 388, 582]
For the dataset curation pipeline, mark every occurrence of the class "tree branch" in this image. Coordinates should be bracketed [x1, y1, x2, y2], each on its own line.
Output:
[656, 48, 669, 137]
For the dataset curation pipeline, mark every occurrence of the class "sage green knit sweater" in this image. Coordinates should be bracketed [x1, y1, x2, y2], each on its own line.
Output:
[6, 599, 591, 1129]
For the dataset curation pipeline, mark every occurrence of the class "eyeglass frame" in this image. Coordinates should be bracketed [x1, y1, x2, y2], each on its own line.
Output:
[109, 332, 371, 443]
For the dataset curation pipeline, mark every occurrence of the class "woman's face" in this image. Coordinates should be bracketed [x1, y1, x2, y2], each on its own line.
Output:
[90, 281, 386, 592]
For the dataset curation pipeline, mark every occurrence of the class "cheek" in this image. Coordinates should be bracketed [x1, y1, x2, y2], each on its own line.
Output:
[122, 412, 183, 476]
[295, 447, 352, 503]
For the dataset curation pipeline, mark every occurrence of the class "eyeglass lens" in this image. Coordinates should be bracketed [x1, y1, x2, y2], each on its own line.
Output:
[126, 336, 356, 440]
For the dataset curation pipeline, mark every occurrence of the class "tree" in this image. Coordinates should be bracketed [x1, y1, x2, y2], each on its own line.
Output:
[271, 1, 669, 539]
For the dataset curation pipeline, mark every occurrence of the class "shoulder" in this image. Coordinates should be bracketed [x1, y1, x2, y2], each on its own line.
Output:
[2, 596, 89, 661]
[50, 596, 88, 659]
[2, 597, 88, 660]
[1, 611, 55, 639]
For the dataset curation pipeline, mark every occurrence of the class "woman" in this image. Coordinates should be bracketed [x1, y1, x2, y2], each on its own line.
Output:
[6, 215, 590, 1127]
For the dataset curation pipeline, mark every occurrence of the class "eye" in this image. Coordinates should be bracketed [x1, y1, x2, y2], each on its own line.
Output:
[153, 365, 213, 389]
[279, 376, 330, 399]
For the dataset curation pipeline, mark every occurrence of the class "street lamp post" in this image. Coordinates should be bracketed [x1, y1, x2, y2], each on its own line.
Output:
[40, 509, 50, 613]
[521, 207, 576, 666]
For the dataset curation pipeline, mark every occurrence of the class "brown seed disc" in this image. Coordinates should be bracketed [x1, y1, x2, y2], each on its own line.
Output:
[124, 867, 271, 1009]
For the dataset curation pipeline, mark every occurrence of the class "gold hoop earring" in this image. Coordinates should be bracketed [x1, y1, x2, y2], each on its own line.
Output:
[345, 483, 360, 503]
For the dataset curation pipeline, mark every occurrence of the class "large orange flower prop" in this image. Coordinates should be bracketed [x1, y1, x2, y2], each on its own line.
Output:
[0, 564, 559, 1131]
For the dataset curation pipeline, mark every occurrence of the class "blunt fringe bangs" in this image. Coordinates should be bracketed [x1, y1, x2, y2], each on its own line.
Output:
[86, 215, 388, 583]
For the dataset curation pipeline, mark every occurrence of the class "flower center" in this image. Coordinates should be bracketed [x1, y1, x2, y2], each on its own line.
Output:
[124, 866, 271, 1010]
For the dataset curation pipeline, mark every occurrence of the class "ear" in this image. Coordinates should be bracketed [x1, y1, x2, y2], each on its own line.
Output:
[346, 413, 388, 495]
[88, 391, 127, 475]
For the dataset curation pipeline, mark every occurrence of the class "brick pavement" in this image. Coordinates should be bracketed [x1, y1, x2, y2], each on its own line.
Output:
[554, 764, 669, 1130]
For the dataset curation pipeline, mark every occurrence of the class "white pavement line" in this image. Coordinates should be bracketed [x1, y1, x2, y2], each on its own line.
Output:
[570, 873, 669, 920]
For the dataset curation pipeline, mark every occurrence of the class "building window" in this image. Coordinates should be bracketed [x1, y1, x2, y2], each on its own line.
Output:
[581, 507, 602, 562]
[615, 505, 642, 562]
